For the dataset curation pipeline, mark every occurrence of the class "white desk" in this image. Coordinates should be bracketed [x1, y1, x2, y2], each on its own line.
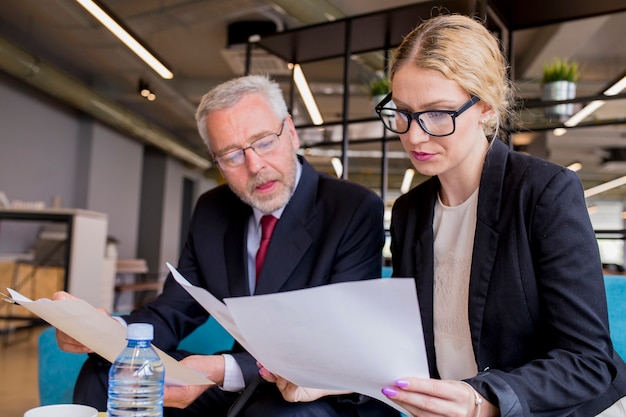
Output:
[0, 208, 114, 311]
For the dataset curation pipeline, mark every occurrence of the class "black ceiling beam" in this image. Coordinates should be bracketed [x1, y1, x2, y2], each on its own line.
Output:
[255, 0, 475, 64]
[487, 0, 626, 30]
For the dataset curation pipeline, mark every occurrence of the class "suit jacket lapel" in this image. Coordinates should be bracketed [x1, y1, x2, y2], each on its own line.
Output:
[225, 204, 252, 297]
[255, 157, 317, 294]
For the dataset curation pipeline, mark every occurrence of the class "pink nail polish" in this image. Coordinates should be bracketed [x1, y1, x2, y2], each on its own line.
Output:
[395, 379, 410, 388]
[382, 387, 398, 397]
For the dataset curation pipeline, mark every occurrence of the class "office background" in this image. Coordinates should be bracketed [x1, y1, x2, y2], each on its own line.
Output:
[0, 70, 217, 279]
[0, 0, 625, 283]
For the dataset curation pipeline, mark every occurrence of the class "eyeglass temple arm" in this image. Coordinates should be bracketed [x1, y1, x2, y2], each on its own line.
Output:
[375, 92, 393, 110]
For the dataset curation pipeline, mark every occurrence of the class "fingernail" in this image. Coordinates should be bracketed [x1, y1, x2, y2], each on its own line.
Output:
[382, 387, 398, 397]
[259, 368, 266, 377]
[395, 379, 410, 388]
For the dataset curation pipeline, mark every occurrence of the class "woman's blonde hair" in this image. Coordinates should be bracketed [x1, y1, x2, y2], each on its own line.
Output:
[390, 13, 514, 137]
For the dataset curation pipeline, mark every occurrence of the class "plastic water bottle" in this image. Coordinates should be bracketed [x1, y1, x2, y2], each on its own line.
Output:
[107, 323, 165, 417]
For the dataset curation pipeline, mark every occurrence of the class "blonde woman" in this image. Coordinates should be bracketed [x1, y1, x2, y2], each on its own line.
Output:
[378, 13, 626, 417]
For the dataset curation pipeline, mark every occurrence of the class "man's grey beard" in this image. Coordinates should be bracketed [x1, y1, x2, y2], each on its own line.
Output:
[230, 153, 298, 214]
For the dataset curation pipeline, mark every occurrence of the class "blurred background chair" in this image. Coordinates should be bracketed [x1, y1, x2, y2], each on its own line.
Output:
[1, 224, 67, 345]
[11, 224, 67, 296]
[113, 259, 163, 313]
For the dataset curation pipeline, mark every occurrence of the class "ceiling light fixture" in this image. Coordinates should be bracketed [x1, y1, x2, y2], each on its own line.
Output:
[291, 63, 323, 125]
[75, 0, 174, 80]
[330, 157, 343, 178]
[564, 100, 605, 127]
[604, 75, 626, 96]
[138, 79, 156, 101]
[400, 169, 415, 194]
[564, 73, 626, 127]
[584, 175, 626, 198]
[567, 162, 582, 172]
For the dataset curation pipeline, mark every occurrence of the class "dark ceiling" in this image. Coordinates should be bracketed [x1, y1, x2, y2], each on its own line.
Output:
[0, 0, 625, 200]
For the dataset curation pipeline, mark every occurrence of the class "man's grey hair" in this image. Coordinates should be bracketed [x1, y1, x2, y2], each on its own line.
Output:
[195, 75, 289, 153]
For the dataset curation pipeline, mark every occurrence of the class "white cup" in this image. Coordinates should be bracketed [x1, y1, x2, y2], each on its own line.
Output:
[24, 404, 98, 417]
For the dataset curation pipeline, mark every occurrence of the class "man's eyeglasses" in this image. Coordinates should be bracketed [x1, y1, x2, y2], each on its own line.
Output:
[213, 119, 286, 169]
[375, 93, 480, 136]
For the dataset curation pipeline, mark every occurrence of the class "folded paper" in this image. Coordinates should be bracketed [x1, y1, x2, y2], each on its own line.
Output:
[7, 288, 210, 387]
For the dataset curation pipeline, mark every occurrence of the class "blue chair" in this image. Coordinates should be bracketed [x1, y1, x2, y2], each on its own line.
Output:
[37, 316, 234, 405]
[177, 316, 234, 354]
[381, 266, 393, 278]
[38, 326, 88, 405]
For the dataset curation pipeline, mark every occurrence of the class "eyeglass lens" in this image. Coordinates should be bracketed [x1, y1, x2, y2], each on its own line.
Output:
[216, 120, 285, 167]
[392, 111, 455, 136]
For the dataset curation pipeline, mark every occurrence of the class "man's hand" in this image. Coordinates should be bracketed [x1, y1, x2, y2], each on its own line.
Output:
[52, 291, 114, 353]
[163, 355, 224, 408]
[258, 363, 350, 403]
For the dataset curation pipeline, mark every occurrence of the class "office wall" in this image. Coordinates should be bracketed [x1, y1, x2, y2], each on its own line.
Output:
[0, 74, 81, 253]
[0, 72, 217, 272]
[83, 122, 144, 259]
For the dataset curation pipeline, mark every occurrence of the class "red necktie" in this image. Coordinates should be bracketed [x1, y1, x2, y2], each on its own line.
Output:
[255, 215, 278, 282]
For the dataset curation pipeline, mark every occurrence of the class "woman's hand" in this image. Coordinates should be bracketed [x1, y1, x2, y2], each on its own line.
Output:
[163, 355, 221, 408]
[258, 363, 350, 403]
[381, 377, 499, 417]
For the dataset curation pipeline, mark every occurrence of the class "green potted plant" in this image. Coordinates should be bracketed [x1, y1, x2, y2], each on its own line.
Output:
[543, 58, 580, 83]
[368, 73, 391, 116]
[369, 74, 391, 97]
[542, 58, 580, 120]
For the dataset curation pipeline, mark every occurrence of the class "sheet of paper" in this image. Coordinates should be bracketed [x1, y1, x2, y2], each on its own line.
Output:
[166, 263, 248, 346]
[167, 264, 428, 414]
[7, 289, 211, 387]
[225, 278, 428, 413]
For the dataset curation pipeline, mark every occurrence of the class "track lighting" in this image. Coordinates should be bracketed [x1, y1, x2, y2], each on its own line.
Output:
[138, 79, 156, 101]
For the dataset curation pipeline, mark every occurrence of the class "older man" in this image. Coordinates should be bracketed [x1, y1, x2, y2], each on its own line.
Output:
[57, 75, 397, 417]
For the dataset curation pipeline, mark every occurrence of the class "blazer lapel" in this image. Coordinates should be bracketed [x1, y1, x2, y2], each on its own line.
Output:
[468, 139, 507, 362]
[225, 205, 252, 297]
[412, 180, 439, 377]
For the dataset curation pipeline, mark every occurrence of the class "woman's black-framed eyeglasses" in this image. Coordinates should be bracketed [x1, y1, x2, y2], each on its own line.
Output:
[375, 93, 480, 136]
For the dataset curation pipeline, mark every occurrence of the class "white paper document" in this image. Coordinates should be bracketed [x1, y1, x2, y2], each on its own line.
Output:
[7, 288, 211, 387]
[167, 262, 429, 413]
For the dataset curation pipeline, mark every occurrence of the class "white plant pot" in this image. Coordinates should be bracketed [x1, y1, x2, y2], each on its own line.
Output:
[542, 80, 576, 120]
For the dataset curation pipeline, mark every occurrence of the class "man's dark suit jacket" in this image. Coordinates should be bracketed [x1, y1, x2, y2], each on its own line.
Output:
[127, 157, 394, 414]
[391, 139, 626, 416]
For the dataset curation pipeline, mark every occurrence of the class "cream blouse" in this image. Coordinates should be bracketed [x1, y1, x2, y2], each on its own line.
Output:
[433, 188, 480, 380]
